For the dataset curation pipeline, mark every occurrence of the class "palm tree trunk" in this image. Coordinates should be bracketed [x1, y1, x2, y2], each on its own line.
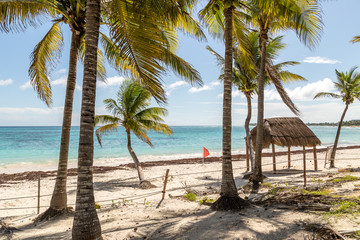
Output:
[212, 5, 248, 211]
[329, 104, 349, 168]
[72, 0, 102, 239]
[37, 32, 81, 222]
[244, 93, 254, 171]
[126, 129, 145, 182]
[253, 28, 268, 189]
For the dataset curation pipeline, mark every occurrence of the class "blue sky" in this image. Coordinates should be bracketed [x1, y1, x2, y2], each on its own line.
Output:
[1, 0, 360, 126]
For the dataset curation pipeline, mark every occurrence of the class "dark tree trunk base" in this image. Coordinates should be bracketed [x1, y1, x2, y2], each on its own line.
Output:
[211, 196, 249, 211]
[138, 180, 156, 189]
[35, 207, 72, 222]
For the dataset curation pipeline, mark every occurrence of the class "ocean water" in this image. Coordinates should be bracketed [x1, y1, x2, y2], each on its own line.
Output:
[0, 126, 360, 168]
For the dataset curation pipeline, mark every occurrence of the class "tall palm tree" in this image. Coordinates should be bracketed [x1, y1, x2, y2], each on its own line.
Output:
[72, 1, 202, 237]
[207, 32, 305, 171]
[95, 80, 172, 188]
[2, 0, 203, 221]
[199, 0, 249, 210]
[314, 67, 360, 168]
[243, 0, 322, 188]
[72, 0, 102, 238]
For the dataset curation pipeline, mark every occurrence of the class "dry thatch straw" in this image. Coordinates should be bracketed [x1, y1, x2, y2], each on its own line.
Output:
[250, 117, 321, 149]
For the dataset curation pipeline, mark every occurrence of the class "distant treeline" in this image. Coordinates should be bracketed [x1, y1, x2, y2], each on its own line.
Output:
[249, 120, 360, 127]
[307, 120, 360, 126]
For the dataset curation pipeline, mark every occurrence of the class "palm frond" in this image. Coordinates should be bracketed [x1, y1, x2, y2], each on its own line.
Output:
[0, 0, 48, 33]
[279, 71, 306, 83]
[29, 22, 63, 106]
[265, 62, 300, 115]
[351, 35, 360, 43]
[313, 92, 341, 99]
[95, 123, 119, 147]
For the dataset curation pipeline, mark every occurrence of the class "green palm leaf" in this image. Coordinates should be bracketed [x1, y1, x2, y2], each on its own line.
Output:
[29, 22, 63, 106]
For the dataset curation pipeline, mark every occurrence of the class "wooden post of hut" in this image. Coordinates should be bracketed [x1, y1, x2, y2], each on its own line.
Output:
[287, 146, 291, 169]
[303, 146, 307, 186]
[272, 143, 276, 173]
[245, 139, 250, 172]
[313, 146, 318, 171]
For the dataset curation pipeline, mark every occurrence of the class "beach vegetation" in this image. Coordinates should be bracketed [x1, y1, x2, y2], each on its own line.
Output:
[198, 197, 215, 205]
[314, 67, 360, 168]
[261, 182, 273, 189]
[330, 175, 359, 183]
[95, 79, 173, 189]
[184, 192, 197, 201]
[242, 0, 322, 189]
[95, 202, 101, 209]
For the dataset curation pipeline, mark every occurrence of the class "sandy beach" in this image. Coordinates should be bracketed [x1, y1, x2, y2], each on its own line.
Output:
[1, 146, 360, 239]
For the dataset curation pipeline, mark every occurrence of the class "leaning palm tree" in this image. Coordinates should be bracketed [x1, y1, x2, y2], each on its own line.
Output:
[314, 67, 360, 168]
[95, 80, 172, 188]
[207, 32, 305, 172]
[243, 0, 322, 188]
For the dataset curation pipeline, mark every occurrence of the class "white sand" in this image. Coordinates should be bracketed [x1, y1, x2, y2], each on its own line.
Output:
[1, 147, 360, 239]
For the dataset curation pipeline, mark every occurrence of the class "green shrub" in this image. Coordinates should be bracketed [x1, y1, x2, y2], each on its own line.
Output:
[184, 192, 197, 201]
[331, 175, 358, 183]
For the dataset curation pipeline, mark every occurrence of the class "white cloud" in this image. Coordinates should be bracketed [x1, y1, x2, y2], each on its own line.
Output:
[217, 90, 243, 99]
[264, 78, 335, 101]
[166, 81, 187, 96]
[189, 85, 211, 93]
[303, 56, 341, 64]
[97, 76, 124, 88]
[51, 76, 82, 91]
[210, 81, 220, 86]
[57, 68, 67, 74]
[0, 78, 13, 86]
[168, 81, 186, 89]
[20, 81, 31, 90]
[189, 81, 221, 93]
[51, 76, 67, 86]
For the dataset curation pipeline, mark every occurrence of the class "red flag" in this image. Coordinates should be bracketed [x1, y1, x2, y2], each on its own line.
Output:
[203, 147, 210, 158]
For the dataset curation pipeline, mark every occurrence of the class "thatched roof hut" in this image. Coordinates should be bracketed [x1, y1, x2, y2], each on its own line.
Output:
[250, 117, 321, 149]
[246, 117, 321, 184]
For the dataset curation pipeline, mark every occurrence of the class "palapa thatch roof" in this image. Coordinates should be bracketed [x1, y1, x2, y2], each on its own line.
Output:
[250, 117, 321, 149]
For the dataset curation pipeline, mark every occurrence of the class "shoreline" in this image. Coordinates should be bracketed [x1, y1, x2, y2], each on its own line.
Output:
[1, 144, 360, 185]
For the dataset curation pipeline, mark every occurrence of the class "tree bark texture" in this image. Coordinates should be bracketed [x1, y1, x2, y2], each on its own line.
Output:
[126, 129, 145, 182]
[253, 28, 268, 188]
[244, 93, 254, 172]
[220, 5, 238, 197]
[49, 32, 81, 211]
[72, 0, 102, 239]
[329, 104, 349, 168]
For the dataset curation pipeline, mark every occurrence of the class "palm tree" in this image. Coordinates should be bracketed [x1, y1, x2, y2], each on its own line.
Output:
[199, 0, 249, 210]
[95, 80, 172, 188]
[314, 67, 360, 168]
[72, 1, 202, 238]
[72, 0, 102, 237]
[2, 0, 203, 221]
[207, 32, 305, 171]
[243, 0, 322, 188]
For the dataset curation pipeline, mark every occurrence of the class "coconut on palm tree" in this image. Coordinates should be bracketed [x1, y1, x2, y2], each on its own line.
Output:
[207, 32, 305, 171]
[314, 67, 360, 168]
[242, 0, 322, 188]
[95, 79, 172, 188]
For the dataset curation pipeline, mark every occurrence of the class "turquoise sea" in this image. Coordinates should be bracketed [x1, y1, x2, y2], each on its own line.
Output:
[1, 126, 360, 168]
